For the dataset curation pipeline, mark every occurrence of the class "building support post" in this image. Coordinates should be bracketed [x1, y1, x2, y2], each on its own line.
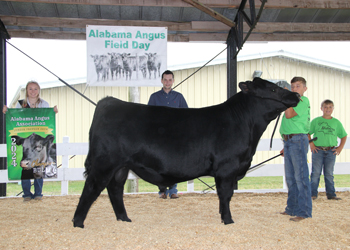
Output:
[0, 20, 9, 197]
[226, 27, 238, 99]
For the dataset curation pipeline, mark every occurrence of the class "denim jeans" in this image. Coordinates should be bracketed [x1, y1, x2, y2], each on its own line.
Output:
[22, 178, 43, 198]
[159, 183, 178, 197]
[283, 134, 312, 218]
[311, 149, 337, 198]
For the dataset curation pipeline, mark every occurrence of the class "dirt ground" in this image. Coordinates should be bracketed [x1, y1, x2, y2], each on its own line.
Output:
[0, 191, 349, 250]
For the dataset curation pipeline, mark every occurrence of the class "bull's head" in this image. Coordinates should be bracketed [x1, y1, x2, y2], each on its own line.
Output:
[239, 77, 300, 110]
[12, 133, 55, 171]
[90, 55, 101, 65]
[145, 53, 157, 62]
[120, 53, 131, 61]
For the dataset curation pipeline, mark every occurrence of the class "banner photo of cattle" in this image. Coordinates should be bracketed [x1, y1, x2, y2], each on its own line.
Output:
[87, 25, 167, 87]
[6, 108, 57, 180]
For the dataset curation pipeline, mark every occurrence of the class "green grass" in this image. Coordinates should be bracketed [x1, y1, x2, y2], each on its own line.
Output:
[5, 175, 349, 197]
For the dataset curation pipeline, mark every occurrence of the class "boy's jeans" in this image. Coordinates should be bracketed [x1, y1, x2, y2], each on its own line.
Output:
[310, 149, 337, 198]
[159, 184, 178, 197]
[283, 134, 312, 218]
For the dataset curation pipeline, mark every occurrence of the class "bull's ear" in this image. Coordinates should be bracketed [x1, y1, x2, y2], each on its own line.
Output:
[253, 77, 262, 81]
[239, 82, 250, 93]
[11, 136, 24, 145]
[44, 135, 55, 145]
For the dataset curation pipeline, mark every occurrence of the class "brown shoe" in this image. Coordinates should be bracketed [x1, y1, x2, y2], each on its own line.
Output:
[328, 196, 341, 200]
[23, 197, 31, 202]
[280, 211, 290, 216]
[170, 194, 179, 199]
[290, 216, 305, 222]
[312, 196, 317, 200]
[34, 196, 42, 201]
[159, 193, 167, 199]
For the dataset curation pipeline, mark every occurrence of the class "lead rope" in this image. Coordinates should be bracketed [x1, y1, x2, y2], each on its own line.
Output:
[174, 0, 268, 90]
[6, 41, 97, 106]
[270, 114, 281, 150]
[173, 47, 227, 90]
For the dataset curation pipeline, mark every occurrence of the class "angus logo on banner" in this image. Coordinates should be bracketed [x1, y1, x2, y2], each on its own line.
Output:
[86, 25, 167, 87]
[6, 108, 57, 180]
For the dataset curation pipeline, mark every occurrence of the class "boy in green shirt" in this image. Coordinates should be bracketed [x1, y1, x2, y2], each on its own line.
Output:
[279, 76, 312, 222]
[309, 99, 347, 200]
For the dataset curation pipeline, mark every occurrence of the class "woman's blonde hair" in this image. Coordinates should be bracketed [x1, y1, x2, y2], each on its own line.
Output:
[22, 81, 41, 108]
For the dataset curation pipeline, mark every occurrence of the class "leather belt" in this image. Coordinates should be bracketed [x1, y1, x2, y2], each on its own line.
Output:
[317, 146, 335, 151]
[283, 134, 298, 141]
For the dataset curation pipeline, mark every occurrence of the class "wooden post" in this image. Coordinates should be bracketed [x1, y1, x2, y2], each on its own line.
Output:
[187, 180, 194, 192]
[61, 136, 69, 195]
[126, 87, 140, 193]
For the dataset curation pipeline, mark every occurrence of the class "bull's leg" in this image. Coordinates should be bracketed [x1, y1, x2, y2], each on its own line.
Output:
[126, 70, 131, 80]
[110, 69, 114, 80]
[158, 185, 167, 194]
[107, 167, 131, 222]
[215, 176, 235, 225]
[73, 174, 110, 228]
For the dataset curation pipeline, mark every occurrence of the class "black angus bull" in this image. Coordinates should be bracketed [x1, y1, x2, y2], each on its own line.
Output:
[73, 77, 300, 228]
[12, 133, 57, 179]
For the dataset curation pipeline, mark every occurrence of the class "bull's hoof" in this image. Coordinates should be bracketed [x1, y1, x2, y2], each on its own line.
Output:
[117, 217, 132, 222]
[72, 218, 84, 228]
[117, 218, 132, 222]
[221, 219, 234, 225]
[74, 224, 85, 228]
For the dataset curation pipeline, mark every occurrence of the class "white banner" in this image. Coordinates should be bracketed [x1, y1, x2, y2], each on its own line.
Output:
[86, 25, 167, 87]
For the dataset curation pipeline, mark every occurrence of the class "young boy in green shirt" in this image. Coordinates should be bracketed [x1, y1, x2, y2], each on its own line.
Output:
[279, 76, 312, 222]
[309, 99, 347, 200]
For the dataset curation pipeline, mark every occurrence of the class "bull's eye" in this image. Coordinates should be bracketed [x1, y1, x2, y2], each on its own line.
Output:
[35, 145, 43, 152]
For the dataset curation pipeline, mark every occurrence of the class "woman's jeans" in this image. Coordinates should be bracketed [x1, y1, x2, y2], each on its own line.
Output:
[310, 149, 337, 198]
[283, 134, 312, 218]
[22, 178, 43, 198]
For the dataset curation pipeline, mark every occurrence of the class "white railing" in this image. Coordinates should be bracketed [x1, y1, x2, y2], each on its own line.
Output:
[1, 136, 349, 195]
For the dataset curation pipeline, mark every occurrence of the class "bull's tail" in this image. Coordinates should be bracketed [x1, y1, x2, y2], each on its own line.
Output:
[84, 151, 92, 178]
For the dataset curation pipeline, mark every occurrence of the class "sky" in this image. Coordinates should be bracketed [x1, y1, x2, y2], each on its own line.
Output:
[5, 38, 350, 102]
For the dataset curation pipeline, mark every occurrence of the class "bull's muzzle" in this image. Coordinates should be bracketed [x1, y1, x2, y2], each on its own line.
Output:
[20, 160, 31, 169]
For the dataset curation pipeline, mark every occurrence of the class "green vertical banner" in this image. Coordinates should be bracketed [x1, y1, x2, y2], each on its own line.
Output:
[6, 108, 57, 180]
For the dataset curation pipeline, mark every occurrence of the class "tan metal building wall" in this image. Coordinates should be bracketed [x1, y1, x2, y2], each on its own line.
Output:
[12, 55, 350, 169]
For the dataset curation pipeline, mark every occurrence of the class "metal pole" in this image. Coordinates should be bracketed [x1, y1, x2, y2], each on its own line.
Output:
[226, 28, 238, 189]
[226, 27, 237, 99]
[0, 24, 9, 197]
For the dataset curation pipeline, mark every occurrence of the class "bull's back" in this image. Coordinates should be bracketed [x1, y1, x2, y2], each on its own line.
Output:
[89, 97, 235, 158]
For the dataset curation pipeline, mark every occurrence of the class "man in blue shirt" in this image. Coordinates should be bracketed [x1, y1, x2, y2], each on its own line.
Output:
[148, 70, 188, 199]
